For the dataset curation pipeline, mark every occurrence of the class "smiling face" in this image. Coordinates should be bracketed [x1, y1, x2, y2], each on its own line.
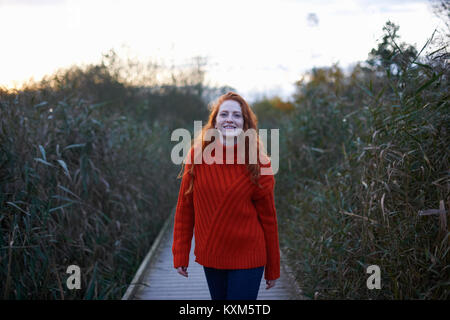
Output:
[215, 99, 244, 141]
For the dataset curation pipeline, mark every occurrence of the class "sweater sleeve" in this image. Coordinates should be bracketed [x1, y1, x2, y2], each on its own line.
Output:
[172, 159, 195, 269]
[252, 163, 281, 281]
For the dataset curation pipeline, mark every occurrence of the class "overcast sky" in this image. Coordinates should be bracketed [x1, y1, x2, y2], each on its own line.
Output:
[0, 0, 443, 101]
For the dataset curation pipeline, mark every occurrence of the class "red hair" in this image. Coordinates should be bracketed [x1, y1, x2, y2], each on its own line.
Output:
[178, 91, 269, 196]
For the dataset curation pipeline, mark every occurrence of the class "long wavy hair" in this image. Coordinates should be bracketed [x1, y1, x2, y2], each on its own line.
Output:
[178, 91, 269, 196]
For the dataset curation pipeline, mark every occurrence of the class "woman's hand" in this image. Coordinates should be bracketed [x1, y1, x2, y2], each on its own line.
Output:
[265, 279, 276, 289]
[177, 266, 188, 277]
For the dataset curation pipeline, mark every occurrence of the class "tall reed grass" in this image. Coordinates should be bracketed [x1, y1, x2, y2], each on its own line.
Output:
[271, 23, 449, 299]
[0, 89, 180, 298]
[0, 51, 219, 298]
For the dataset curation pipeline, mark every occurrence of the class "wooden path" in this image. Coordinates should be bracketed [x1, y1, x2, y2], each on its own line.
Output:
[123, 208, 305, 300]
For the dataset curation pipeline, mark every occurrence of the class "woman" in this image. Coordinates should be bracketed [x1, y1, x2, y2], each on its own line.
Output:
[172, 91, 280, 300]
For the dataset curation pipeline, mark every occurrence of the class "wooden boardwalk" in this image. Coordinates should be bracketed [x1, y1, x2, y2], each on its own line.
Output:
[123, 208, 305, 300]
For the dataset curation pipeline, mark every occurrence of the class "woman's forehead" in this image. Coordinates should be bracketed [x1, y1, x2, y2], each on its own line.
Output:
[218, 100, 241, 112]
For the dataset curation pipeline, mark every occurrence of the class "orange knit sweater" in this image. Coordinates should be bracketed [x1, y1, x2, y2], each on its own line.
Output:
[172, 141, 280, 280]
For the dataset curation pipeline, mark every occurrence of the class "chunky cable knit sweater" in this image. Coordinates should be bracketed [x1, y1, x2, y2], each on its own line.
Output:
[172, 141, 280, 280]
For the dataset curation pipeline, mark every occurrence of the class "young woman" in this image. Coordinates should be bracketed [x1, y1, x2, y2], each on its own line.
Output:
[172, 91, 280, 300]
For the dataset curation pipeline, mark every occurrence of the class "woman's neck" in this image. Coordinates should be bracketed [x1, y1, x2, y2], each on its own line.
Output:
[218, 134, 237, 146]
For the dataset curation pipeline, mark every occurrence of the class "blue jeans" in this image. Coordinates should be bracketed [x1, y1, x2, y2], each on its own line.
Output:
[203, 266, 264, 300]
